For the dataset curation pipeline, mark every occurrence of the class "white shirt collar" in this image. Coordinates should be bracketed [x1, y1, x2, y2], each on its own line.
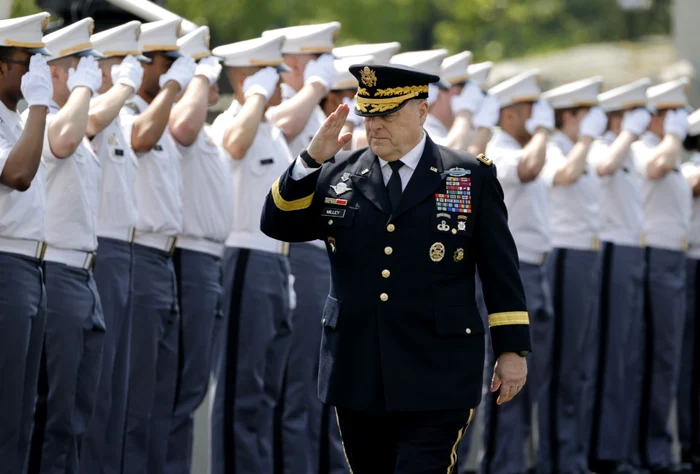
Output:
[494, 130, 521, 149]
[377, 131, 427, 171]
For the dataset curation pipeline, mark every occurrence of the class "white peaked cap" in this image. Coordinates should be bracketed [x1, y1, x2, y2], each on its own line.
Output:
[390, 49, 450, 88]
[541, 76, 603, 109]
[441, 51, 472, 86]
[687, 108, 700, 137]
[332, 42, 400, 64]
[331, 54, 376, 91]
[91, 21, 148, 62]
[177, 25, 214, 60]
[467, 61, 493, 89]
[597, 77, 651, 113]
[0, 12, 51, 55]
[43, 17, 103, 60]
[139, 19, 182, 58]
[262, 21, 340, 54]
[489, 70, 541, 108]
[212, 35, 290, 71]
[647, 78, 690, 111]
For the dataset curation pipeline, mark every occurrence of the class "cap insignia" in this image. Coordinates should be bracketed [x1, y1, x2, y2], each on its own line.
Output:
[360, 66, 377, 87]
[88, 20, 94, 36]
[41, 16, 50, 32]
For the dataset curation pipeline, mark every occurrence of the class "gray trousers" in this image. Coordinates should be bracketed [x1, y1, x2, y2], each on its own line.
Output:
[122, 244, 179, 474]
[32, 262, 105, 474]
[0, 252, 46, 474]
[481, 261, 554, 474]
[79, 238, 134, 474]
[165, 248, 223, 474]
[210, 247, 291, 474]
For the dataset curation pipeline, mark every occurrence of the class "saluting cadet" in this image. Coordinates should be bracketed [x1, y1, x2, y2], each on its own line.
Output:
[164, 26, 233, 474]
[27, 18, 105, 474]
[537, 77, 607, 474]
[118, 19, 195, 474]
[466, 62, 499, 157]
[207, 34, 292, 474]
[260, 63, 531, 474]
[480, 70, 555, 474]
[0, 12, 52, 474]
[679, 108, 700, 474]
[587, 78, 651, 474]
[631, 78, 692, 474]
[79, 22, 146, 474]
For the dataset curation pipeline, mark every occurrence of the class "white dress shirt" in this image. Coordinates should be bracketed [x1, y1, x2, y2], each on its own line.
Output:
[632, 131, 692, 251]
[545, 131, 600, 250]
[0, 100, 46, 243]
[120, 95, 183, 238]
[211, 101, 293, 254]
[423, 113, 448, 146]
[486, 130, 555, 264]
[91, 112, 138, 242]
[588, 131, 645, 247]
[681, 151, 700, 258]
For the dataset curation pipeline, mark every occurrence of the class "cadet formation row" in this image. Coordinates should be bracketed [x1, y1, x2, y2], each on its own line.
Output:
[0, 10, 698, 474]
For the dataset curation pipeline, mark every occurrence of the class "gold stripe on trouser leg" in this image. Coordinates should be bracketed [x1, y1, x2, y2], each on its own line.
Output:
[334, 407, 355, 474]
[446, 408, 474, 474]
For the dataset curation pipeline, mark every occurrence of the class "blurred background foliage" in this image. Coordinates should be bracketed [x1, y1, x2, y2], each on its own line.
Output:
[15, 0, 671, 60]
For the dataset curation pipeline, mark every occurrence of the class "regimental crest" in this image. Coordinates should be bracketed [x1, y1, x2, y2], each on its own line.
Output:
[360, 66, 377, 87]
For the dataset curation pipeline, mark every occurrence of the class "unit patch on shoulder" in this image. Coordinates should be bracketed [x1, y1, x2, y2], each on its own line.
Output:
[476, 154, 492, 166]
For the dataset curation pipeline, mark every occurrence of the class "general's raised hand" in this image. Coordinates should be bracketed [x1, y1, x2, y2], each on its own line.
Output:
[306, 103, 354, 164]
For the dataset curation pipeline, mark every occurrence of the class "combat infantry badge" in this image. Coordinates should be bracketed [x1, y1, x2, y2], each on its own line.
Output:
[429, 242, 446, 262]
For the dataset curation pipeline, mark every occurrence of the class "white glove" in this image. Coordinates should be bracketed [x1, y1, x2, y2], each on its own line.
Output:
[525, 99, 555, 135]
[21, 54, 53, 107]
[67, 56, 102, 95]
[303, 53, 336, 92]
[427, 83, 440, 108]
[621, 108, 651, 137]
[663, 108, 689, 141]
[243, 67, 279, 102]
[195, 56, 222, 86]
[110, 55, 144, 94]
[451, 81, 485, 114]
[472, 94, 500, 129]
[158, 55, 196, 90]
[342, 97, 363, 127]
[579, 106, 608, 139]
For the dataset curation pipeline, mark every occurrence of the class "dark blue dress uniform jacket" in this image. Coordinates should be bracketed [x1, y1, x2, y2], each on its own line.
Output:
[260, 135, 531, 413]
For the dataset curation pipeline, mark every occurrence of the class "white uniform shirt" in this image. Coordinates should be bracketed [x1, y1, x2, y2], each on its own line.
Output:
[423, 113, 448, 145]
[486, 130, 555, 264]
[545, 131, 600, 250]
[632, 131, 692, 251]
[91, 112, 138, 242]
[28, 101, 102, 252]
[681, 152, 700, 259]
[120, 95, 182, 237]
[211, 101, 293, 253]
[176, 125, 234, 243]
[588, 131, 645, 247]
[0, 101, 46, 242]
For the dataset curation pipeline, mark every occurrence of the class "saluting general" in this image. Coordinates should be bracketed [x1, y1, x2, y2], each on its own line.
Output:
[261, 63, 531, 474]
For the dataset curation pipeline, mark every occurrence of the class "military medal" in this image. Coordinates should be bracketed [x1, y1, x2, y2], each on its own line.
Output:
[429, 242, 445, 262]
[437, 220, 450, 232]
[454, 248, 464, 262]
[325, 197, 348, 206]
[458, 221, 466, 231]
[330, 182, 352, 196]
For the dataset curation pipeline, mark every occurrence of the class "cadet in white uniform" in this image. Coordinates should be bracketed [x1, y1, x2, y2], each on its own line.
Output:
[164, 26, 234, 474]
[587, 78, 651, 474]
[26, 19, 105, 474]
[537, 77, 606, 474]
[0, 13, 52, 474]
[118, 19, 195, 474]
[208, 35, 293, 474]
[679, 108, 700, 474]
[480, 71, 555, 474]
[631, 79, 692, 473]
[466, 62, 499, 158]
[78, 22, 146, 474]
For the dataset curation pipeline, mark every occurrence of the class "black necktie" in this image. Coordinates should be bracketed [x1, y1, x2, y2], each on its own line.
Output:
[387, 160, 404, 212]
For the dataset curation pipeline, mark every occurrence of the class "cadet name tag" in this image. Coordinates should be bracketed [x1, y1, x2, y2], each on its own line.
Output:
[322, 208, 346, 218]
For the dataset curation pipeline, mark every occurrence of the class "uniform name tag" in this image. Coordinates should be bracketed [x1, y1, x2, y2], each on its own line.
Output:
[154, 144, 163, 151]
[260, 158, 274, 165]
[115, 149, 124, 156]
[322, 208, 346, 218]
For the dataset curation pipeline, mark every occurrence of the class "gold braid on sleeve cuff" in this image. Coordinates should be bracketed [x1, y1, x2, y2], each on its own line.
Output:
[271, 178, 315, 211]
[488, 311, 529, 327]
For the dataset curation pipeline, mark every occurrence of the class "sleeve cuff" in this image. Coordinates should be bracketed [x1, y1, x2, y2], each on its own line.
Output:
[290, 156, 321, 181]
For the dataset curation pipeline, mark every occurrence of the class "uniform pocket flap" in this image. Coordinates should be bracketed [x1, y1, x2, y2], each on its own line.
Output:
[434, 306, 485, 336]
[322, 295, 341, 329]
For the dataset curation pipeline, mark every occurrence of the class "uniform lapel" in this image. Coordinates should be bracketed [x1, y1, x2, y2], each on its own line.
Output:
[392, 136, 444, 221]
[349, 148, 392, 216]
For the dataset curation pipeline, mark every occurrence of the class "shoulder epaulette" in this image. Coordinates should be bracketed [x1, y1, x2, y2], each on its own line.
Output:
[476, 153, 492, 166]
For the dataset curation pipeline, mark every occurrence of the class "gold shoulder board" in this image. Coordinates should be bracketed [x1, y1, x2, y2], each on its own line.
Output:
[477, 154, 492, 166]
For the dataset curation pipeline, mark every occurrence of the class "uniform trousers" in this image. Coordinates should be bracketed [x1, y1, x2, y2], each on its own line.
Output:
[210, 247, 291, 474]
[589, 244, 646, 469]
[0, 253, 46, 474]
[30, 262, 105, 474]
[335, 406, 474, 474]
[677, 257, 700, 468]
[481, 261, 554, 474]
[79, 238, 134, 474]
[165, 247, 224, 474]
[275, 242, 347, 474]
[633, 247, 687, 470]
[539, 248, 602, 474]
[122, 244, 180, 474]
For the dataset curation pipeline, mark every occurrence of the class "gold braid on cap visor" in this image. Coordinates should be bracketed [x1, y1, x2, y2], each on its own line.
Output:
[355, 85, 429, 114]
